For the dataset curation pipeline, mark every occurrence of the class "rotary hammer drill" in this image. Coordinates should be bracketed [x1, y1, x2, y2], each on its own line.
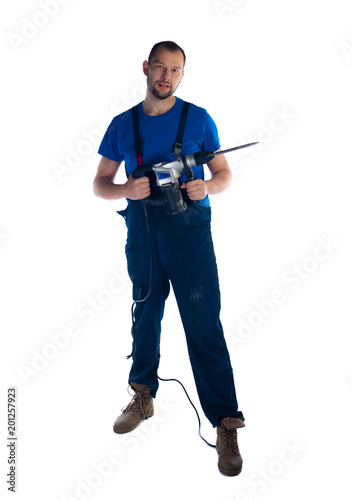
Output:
[132, 142, 258, 215]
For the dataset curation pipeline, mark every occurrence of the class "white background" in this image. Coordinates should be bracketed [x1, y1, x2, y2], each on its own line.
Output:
[1, 0, 352, 499]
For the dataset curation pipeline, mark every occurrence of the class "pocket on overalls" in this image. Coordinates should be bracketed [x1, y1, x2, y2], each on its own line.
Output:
[121, 203, 150, 298]
[116, 203, 129, 222]
[177, 203, 212, 228]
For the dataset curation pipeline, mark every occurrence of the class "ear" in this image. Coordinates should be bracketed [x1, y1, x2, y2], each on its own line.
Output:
[142, 60, 149, 76]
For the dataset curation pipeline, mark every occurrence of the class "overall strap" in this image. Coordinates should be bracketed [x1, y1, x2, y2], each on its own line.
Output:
[132, 104, 143, 165]
[173, 101, 190, 157]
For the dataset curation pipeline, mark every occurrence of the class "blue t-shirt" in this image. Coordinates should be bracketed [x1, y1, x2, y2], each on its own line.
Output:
[98, 97, 221, 207]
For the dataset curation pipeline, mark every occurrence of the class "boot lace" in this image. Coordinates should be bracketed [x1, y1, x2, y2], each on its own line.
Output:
[121, 386, 150, 419]
[222, 426, 239, 453]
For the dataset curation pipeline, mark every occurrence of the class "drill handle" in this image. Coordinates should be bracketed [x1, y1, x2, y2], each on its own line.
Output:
[191, 150, 216, 166]
[132, 165, 154, 178]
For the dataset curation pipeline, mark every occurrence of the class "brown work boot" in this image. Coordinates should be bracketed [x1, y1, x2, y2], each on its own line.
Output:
[216, 417, 245, 476]
[113, 385, 154, 434]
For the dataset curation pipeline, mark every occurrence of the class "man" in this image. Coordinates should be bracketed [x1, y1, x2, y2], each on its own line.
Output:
[93, 41, 245, 476]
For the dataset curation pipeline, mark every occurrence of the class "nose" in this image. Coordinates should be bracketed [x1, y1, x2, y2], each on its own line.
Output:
[161, 68, 171, 81]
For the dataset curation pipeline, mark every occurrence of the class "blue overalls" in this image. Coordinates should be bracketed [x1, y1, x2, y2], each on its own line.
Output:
[117, 104, 244, 428]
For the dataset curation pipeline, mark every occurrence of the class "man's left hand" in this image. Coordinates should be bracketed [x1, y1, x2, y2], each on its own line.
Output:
[180, 179, 208, 200]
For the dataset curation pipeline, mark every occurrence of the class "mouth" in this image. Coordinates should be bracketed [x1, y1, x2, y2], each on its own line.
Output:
[157, 82, 170, 90]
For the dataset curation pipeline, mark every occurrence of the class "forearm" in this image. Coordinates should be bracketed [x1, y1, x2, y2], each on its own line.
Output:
[94, 171, 151, 201]
[205, 168, 232, 195]
[93, 176, 128, 200]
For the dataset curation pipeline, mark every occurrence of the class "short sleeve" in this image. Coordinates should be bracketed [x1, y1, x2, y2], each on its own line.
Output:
[203, 111, 221, 152]
[98, 118, 123, 162]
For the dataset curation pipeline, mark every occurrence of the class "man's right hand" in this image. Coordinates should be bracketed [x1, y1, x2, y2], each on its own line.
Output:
[93, 157, 151, 201]
[124, 173, 151, 200]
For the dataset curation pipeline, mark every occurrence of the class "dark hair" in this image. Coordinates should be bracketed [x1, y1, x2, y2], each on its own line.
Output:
[148, 41, 186, 67]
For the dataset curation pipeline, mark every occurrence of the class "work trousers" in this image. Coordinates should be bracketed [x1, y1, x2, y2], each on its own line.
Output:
[118, 200, 243, 427]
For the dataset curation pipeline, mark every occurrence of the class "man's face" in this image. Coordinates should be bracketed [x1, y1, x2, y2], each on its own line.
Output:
[143, 48, 185, 100]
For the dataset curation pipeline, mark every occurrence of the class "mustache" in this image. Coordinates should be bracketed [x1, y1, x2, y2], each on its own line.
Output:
[155, 81, 171, 87]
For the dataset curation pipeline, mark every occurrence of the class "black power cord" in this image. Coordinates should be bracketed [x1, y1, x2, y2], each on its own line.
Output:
[127, 201, 215, 449]
[157, 375, 216, 448]
[126, 203, 153, 360]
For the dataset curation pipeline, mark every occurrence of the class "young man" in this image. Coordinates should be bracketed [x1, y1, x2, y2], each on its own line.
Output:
[93, 41, 245, 476]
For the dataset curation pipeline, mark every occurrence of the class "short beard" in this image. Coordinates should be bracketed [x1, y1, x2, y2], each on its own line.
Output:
[146, 72, 177, 100]
[148, 83, 174, 100]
